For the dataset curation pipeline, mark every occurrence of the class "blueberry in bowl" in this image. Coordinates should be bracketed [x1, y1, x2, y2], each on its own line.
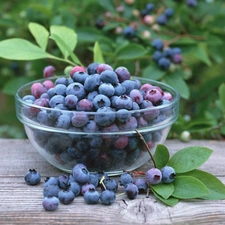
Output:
[15, 63, 180, 176]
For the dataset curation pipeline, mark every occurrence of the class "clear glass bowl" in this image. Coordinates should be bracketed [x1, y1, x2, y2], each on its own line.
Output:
[15, 76, 180, 176]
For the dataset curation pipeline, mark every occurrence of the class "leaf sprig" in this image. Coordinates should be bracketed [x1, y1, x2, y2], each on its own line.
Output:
[149, 144, 225, 206]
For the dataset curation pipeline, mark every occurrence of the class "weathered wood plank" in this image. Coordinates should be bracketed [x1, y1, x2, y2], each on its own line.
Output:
[0, 139, 224, 224]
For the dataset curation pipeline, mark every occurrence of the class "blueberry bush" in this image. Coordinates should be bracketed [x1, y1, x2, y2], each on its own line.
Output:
[0, 0, 225, 139]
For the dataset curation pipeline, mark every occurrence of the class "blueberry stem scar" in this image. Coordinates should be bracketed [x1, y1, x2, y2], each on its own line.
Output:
[135, 129, 156, 168]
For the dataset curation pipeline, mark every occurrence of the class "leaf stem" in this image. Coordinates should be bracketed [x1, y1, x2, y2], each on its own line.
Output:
[135, 129, 156, 168]
[47, 54, 77, 66]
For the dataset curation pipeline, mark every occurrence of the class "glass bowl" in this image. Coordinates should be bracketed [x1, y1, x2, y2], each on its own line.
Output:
[15, 76, 179, 176]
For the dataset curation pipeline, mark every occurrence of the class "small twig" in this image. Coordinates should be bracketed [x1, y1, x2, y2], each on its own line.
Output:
[99, 175, 107, 190]
[135, 129, 156, 168]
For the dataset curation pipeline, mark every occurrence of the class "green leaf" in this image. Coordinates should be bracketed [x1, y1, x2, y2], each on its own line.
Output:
[193, 44, 212, 66]
[218, 83, 225, 111]
[168, 146, 213, 173]
[49, 33, 82, 66]
[154, 144, 170, 169]
[172, 176, 209, 199]
[93, 41, 105, 64]
[116, 43, 147, 60]
[152, 190, 179, 206]
[151, 183, 174, 199]
[97, 0, 115, 12]
[186, 119, 215, 132]
[0, 38, 50, 60]
[28, 22, 49, 50]
[143, 65, 166, 80]
[183, 170, 225, 200]
[50, 25, 77, 59]
[3, 77, 33, 95]
[163, 73, 190, 99]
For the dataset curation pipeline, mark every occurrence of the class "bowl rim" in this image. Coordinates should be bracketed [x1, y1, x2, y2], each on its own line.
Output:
[15, 76, 180, 135]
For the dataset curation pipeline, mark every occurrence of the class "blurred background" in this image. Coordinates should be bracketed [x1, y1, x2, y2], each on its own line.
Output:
[0, 0, 225, 140]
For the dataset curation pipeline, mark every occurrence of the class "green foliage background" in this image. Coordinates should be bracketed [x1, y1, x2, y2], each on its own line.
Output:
[0, 0, 225, 139]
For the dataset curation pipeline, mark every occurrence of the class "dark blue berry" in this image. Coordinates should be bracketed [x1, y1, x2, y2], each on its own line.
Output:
[152, 39, 164, 51]
[24, 169, 41, 185]
[84, 188, 100, 204]
[125, 183, 139, 199]
[72, 163, 90, 184]
[58, 189, 75, 204]
[158, 57, 171, 70]
[100, 190, 116, 205]
[58, 174, 69, 189]
[123, 26, 135, 39]
[119, 172, 133, 187]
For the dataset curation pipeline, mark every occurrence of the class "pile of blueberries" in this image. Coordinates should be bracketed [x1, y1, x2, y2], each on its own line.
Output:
[21, 62, 174, 172]
[24, 163, 176, 211]
[152, 39, 182, 70]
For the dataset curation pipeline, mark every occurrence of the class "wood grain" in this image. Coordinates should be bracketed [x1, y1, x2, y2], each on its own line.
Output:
[0, 139, 224, 224]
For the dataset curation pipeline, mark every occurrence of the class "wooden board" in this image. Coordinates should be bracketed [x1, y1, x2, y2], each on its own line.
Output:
[0, 139, 224, 224]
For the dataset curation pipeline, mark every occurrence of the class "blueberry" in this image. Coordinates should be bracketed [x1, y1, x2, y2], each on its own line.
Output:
[55, 114, 71, 129]
[31, 82, 47, 99]
[164, 8, 174, 18]
[83, 120, 99, 133]
[172, 54, 182, 64]
[22, 94, 36, 102]
[157, 14, 168, 25]
[87, 91, 99, 101]
[145, 3, 155, 12]
[123, 26, 135, 39]
[81, 183, 96, 195]
[94, 107, 116, 126]
[24, 169, 41, 185]
[152, 39, 164, 51]
[87, 173, 99, 188]
[162, 47, 173, 58]
[49, 95, 65, 108]
[72, 163, 90, 184]
[115, 66, 130, 82]
[121, 80, 139, 95]
[119, 172, 133, 187]
[172, 47, 182, 55]
[118, 116, 138, 131]
[55, 77, 68, 86]
[114, 83, 126, 96]
[100, 190, 116, 205]
[125, 183, 139, 199]
[100, 178, 118, 193]
[44, 176, 58, 188]
[116, 109, 131, 123]
[42, 196, 59, 211]
[58, 189, 75, 204]
[115, 95, 133, 110]
[161, 166, 176, 183]
[98, 83, 115, 97]
[69, 66, 86, 77]
[66, 82, 86, 100]
[100, 70, 119, 85]
[43, 184, 59, 197]
[113, 135, 129, 149]
[84, 188, 100, 204]
[37, 110, 54, 126]
[43, 65, 55, 78]
[72, 71, 89, 84]
[64, 94, 78, 109]
[96, 63, 113, 74]
[153, 51, 163, 62]
[69, 181, 81, 196]
[158, 57, 171, 70]
[71, 112, 89, 128]
[186, 0, 198, 7]
[58, 174, 69, 189]
[76, 99, 93, 111]
[134, 178, 148, 192]
[129, 89, 143, 105]
[87, 62, 99, 74]
[84, 74, 101, 92]
[145, 168, 162, 185]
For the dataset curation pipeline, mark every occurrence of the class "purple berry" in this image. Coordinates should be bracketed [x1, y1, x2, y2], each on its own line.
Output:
[115, 66, 130, 82]
[76, 99, 93, 111]
[145, 168, 162, 185]
[129, 89, 143, 104]
[72, 163, 90, 184]
[96, 63, 113, 74]
[43, 65, 55, 78]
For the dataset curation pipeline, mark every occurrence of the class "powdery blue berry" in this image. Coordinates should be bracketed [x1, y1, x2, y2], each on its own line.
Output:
[69, 181, 81, 197]
[42, 196, 59, 211]
[72, 163, 90, 184]
[100, 70, 119, 85]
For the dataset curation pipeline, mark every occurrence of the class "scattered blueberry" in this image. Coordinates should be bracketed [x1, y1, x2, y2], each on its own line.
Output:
[42, 196, 59, 211]
[24, 169, 41, 185]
